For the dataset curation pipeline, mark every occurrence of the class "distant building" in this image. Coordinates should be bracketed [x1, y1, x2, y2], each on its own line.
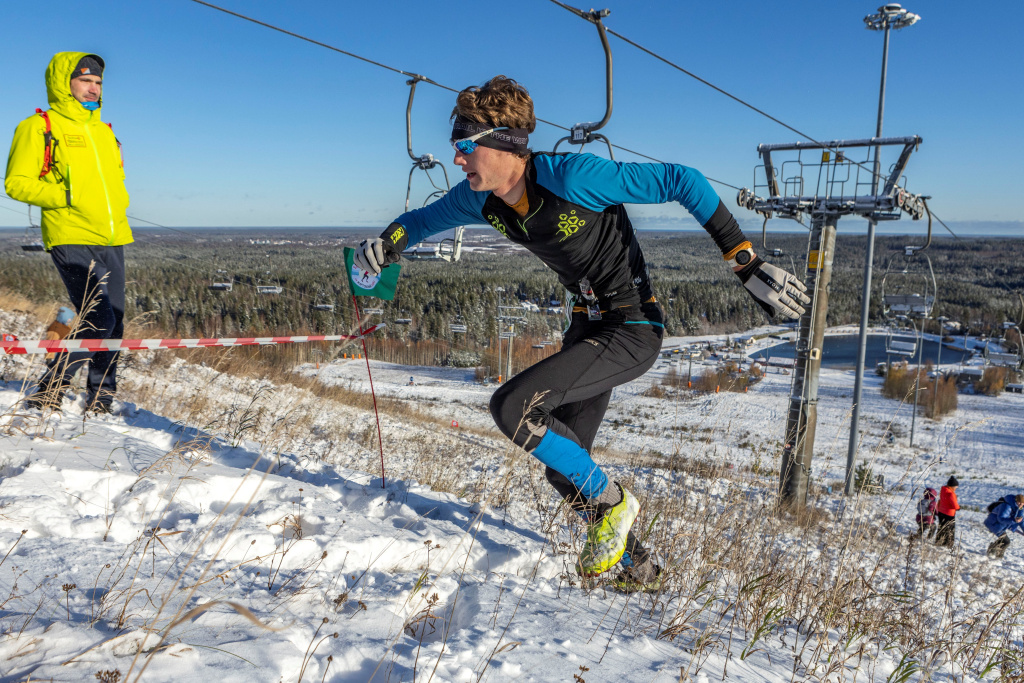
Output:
[403, 244, 442, 259]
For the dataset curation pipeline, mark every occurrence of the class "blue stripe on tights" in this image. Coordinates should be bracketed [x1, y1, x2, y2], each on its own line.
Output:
[531, 430, 608, 499]
[623, 320, 664, 328]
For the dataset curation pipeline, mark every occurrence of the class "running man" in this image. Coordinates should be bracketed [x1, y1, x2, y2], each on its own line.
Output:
[354, 76, 809, 590]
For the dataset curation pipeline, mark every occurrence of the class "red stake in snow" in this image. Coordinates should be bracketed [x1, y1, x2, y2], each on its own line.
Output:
[351, 295, 388, 489]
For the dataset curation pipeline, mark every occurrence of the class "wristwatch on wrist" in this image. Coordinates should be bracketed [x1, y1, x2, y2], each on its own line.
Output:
[724, 241, 756, 271]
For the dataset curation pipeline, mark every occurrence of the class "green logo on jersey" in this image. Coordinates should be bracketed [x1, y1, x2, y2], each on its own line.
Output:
[487, 214, 510, 238]
[556, 210, 586, 242]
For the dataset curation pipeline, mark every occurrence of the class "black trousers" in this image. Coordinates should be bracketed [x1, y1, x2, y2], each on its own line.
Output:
[935, 512, 956, 547]
[489, 301, 664, 566]
[36, 245, 125, 405]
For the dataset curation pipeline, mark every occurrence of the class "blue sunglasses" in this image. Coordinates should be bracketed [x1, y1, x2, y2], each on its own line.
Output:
[450, 127, 509, 155]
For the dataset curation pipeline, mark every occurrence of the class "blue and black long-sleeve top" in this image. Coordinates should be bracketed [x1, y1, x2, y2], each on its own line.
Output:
[387, 152, 748, 307]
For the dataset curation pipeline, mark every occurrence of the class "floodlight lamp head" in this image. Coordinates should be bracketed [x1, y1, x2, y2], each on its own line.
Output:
[896, 12, 920, 28]
[865, 3, 920, 30]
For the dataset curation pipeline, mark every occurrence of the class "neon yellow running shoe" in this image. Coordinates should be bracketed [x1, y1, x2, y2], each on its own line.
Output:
[612, 561, 663, 593]
[577, 483, 640, 577]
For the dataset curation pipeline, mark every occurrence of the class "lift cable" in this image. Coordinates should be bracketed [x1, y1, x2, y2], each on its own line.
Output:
[0, 4, 983, 253]
[184, 0, 737, 188]
[918, 208, 1024, 318]
[921, 206, 965, 242]
[0, 191, 200, 241]
[188, 0, 453, 89]
[0, 201, 26, 217]
[125, 213, 209, 240]
[545, 0, 921, 199]
[546, 0, 819, 144]
[545, 3, 994, 261]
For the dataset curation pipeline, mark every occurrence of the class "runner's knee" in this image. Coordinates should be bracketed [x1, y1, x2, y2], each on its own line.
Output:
[489, 380, 548, 445]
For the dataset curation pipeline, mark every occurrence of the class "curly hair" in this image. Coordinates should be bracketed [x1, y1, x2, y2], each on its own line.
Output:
[452, 75, 536, 157]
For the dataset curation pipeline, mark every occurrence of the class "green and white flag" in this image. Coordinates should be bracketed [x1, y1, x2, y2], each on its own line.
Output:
[344, 247, 401, 300]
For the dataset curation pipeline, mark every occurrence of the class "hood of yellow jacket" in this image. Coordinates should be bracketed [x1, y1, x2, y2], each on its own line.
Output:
[45, 51, 104, 122]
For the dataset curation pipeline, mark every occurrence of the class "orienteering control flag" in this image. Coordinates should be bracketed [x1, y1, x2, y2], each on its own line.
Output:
[344, 246, 401, 300]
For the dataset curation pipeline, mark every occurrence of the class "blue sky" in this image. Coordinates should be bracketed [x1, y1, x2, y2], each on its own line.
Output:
[1, 0, 1021, 235]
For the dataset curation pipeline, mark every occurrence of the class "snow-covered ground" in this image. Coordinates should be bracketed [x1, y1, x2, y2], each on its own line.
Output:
[1, 305, 1023, 682]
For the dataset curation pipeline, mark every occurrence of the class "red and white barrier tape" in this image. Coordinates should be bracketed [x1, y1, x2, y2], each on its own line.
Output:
[0, 324, 385, 355]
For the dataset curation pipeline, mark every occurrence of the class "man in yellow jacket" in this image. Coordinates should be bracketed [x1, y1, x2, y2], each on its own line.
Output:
[5, 52, 133, 414]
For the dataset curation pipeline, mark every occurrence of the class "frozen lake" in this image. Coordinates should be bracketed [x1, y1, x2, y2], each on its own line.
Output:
[755, 333, 972, 368]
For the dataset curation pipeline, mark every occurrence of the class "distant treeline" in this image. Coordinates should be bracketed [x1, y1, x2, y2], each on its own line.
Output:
[1, 231, 1021, 356]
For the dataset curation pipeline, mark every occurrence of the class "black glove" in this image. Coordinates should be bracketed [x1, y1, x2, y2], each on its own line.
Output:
[354, 223, 408, 274]
[736, 256, 810, 321]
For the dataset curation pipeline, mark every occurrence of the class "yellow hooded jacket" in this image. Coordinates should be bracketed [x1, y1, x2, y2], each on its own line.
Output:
[4, 51, 132, 250]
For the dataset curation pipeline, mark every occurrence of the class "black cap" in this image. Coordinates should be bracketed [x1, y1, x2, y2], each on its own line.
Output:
[947, 476, 959, 487]
[71, 55, 104, 81]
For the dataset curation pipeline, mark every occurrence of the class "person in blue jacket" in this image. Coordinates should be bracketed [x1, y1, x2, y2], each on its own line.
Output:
[354, 75, 810, 591]
[985, 494, 1024, 559]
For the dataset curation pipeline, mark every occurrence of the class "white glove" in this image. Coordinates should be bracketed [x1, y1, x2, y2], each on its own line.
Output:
[354, 238, 399, 275]
[737, 257, 810, 321]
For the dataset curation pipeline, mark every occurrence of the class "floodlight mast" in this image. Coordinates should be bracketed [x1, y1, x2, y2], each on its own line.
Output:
[847, 3, 921, 496]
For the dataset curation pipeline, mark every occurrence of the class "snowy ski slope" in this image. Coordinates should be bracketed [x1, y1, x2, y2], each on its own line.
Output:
[1, 307, 1022, 682]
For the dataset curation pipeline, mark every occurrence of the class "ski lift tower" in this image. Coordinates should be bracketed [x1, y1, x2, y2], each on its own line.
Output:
[738, 135, 927, 508]
[498, 305, 528, 382]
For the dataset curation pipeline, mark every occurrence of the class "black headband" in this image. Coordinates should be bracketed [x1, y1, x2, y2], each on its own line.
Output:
[451, 116, 530, 154]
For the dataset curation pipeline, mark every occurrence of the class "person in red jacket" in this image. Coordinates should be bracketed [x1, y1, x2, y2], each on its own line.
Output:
[935, 476, 960, 547]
